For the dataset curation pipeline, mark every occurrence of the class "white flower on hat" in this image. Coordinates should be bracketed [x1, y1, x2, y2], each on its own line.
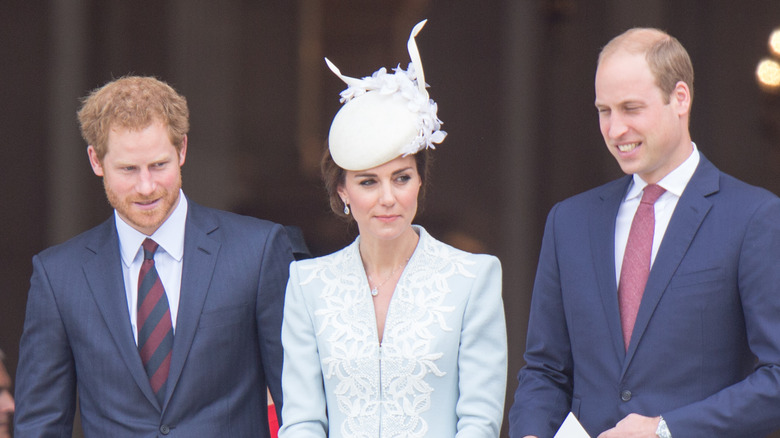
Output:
[326, 19, 447, 171]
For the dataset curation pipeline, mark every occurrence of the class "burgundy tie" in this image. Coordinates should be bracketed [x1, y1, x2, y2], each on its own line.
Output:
[618, 184, 666, 350]
[137, 238, 173, 404]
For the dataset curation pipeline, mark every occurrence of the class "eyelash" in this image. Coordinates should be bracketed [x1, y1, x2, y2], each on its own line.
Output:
[120, 162, 167, 172]
[357, 174, 412, 186]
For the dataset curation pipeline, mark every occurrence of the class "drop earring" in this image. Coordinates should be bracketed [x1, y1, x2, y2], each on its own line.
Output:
[343, 204, 350, 215]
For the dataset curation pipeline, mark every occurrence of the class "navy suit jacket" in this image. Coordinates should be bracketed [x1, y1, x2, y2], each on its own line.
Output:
[14, 200, 295, 437]
[509, 155, 780, 437]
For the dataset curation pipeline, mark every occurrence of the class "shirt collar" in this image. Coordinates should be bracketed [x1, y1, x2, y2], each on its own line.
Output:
[625, 142, 700, 201]
[116, 190, 188, 267]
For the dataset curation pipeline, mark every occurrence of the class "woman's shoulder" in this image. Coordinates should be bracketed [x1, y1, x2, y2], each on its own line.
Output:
[417, 226, 500, 267]
[289, 240, 359, 276]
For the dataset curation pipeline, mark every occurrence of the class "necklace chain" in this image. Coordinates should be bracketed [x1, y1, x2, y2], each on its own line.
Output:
[368, 258, 409, 297]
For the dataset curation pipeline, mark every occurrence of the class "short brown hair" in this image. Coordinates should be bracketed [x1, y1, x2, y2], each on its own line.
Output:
[321, 145, 432, 220]
[77, 76, 189, 161]
[598, 28, 694, 104]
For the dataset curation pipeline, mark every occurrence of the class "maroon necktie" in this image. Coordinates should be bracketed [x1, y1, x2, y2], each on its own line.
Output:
[137, 238, 173, 404]
[618, 184, 666, 350]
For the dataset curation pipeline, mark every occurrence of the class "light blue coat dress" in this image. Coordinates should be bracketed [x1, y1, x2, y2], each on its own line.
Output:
[279, 226, 507, 437]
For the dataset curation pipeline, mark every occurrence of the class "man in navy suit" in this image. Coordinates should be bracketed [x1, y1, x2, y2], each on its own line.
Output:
[14, 76, 295, 437]
[509, 28, 780, 437]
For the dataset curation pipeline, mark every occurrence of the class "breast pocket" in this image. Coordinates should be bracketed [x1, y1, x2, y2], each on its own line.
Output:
[670, 267, 726, 292]
[666, 266, 731, 317]
[198, 303, 251, 330]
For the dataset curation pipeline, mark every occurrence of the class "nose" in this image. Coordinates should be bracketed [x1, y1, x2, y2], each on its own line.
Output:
[605, 113, 628, 139]
[135, 168, 156, 196]
[378, 182, 395, 206]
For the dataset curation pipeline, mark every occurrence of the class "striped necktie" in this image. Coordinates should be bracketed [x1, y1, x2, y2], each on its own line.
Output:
[137, 238, 173, 405]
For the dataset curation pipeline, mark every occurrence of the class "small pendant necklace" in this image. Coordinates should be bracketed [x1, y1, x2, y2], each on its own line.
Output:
[367, 258, 409, 297]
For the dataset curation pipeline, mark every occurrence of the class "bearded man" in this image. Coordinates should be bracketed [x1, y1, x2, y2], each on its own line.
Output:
[14, 76, 294, 438]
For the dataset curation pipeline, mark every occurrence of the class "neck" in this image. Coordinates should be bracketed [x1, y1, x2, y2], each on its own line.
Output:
[359, 226, 419, 274]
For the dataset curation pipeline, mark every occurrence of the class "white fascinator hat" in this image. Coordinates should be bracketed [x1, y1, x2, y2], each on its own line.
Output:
[326, 19, 447, 171]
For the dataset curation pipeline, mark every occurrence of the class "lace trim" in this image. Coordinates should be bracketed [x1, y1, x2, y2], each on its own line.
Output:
[301, 232, 476, 436]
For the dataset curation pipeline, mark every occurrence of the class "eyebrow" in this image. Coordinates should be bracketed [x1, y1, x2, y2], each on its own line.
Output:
[353, 167, 413, 178]
[594, 98, 645, 108]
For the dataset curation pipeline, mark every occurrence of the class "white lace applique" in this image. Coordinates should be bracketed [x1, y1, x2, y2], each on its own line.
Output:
[303, 230, 477, 437]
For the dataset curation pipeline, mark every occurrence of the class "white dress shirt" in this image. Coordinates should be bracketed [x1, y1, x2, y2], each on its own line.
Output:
[614, 144, 700, 286]
[116, 190, 188, 344]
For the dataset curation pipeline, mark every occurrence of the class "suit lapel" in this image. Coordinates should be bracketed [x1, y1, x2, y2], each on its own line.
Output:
[591, 177, 632, 361]
[623, 156, 718, 371]
[163, 203, 220, 407]
[82, 218, 160, 407]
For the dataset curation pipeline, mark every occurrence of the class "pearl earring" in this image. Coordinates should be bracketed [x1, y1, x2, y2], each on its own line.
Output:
[343, 204, 350, 215]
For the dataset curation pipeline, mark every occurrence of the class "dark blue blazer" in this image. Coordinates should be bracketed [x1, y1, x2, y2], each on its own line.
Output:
[509, 155, 780, 437]
[14, 200, 294, 437]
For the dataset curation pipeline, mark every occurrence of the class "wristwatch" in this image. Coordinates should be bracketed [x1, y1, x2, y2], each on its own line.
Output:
[656, 416, 672, 438]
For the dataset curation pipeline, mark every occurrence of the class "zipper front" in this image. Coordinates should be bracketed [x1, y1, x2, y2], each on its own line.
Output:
[378, 342, 382, 436]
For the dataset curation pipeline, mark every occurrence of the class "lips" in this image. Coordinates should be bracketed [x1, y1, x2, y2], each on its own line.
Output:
[131, 193, 164, 209]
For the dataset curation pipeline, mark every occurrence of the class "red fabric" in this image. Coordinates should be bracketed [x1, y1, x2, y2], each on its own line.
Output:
[618, 184, 666, 350]
[268, 404, 279, 437]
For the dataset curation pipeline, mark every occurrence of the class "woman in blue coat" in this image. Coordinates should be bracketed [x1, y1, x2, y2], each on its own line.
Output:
[279, 20, 507, 438]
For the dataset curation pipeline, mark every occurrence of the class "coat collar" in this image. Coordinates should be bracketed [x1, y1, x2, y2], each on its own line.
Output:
[82, 201, 222, 410]
[83, 218, 160, 407]
[621, 154, 718, 372]
[162, 201, 221, 409]
[589, 154, 720, 369]
[592, 176, 633, 362]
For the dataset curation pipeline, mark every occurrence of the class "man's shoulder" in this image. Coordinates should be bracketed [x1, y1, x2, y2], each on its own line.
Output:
[187, 202, 299, 257]
[36, 217, 115, 262]
[189, 202, 283, 233]
[686, 158, 778, 209]
[715, 171, 778, 202]
[554, 176, 629, 211]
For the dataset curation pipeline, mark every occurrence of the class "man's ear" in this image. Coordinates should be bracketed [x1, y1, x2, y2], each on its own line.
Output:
[87, 146, 104, 176]
[178, 135, 188, 166]
[671, 81, 692, 116]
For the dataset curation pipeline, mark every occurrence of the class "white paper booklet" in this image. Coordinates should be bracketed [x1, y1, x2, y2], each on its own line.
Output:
[553, 412, 591, 438]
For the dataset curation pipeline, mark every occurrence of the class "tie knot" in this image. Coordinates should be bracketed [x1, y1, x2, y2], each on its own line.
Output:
[641, 184, 666, 205]
[142, 238, 159, 260]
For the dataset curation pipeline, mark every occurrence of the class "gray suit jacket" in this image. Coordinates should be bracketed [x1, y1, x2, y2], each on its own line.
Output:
[15, 200, 294, 437]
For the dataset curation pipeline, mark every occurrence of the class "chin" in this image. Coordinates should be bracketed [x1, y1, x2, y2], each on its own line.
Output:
[382, 225, 414, 240]
[125, 211, 166, 233]
[615, 160, 641, 176]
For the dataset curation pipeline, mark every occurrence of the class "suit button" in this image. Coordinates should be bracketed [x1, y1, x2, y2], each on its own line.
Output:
[620, 390, 632, 401]
[160, 424, 170, 435]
